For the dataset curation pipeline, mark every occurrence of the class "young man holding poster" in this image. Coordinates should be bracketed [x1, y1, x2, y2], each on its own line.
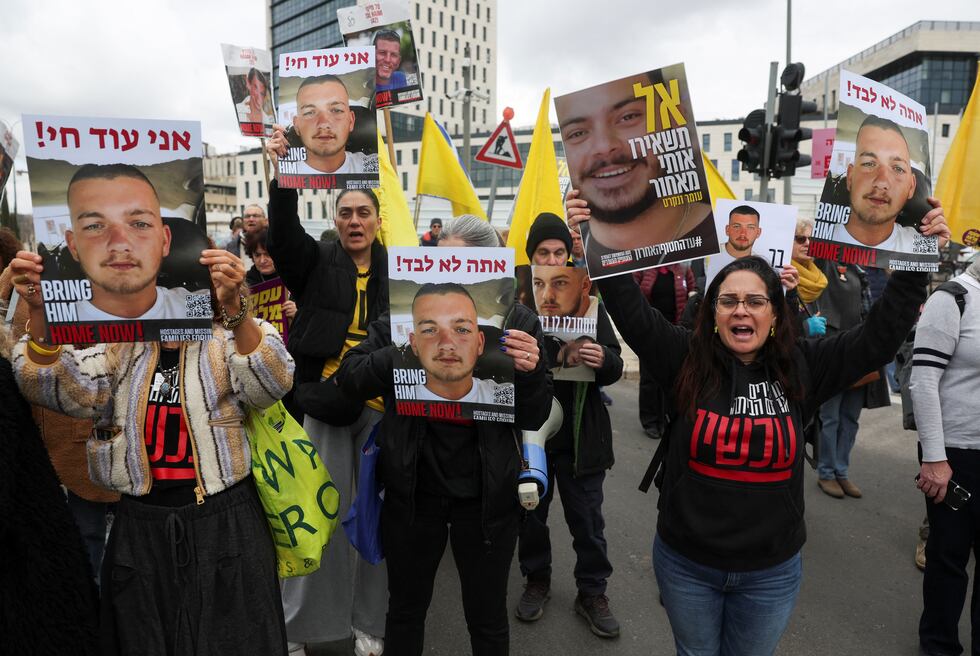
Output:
[517, 215, 624, 638]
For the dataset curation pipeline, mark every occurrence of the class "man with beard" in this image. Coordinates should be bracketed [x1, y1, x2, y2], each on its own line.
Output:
[704, 205, 763, 284]
[290, 75, 378, 175]
[556, 73, 713, 277]
[831, 115, 932, 253]
[64, 164, 202, 321]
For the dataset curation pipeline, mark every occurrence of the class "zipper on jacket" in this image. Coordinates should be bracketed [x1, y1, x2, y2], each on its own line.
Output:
[177, 343, 207, 505]
[135, 344, 155, 494]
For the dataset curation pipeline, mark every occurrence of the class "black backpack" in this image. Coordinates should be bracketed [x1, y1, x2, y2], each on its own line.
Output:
[896, 280, 968, 431]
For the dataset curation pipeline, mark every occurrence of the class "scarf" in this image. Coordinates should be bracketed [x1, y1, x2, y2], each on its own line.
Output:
[793, 258, 828, 305]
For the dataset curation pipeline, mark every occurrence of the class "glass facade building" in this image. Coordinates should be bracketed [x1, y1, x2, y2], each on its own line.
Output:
[868, 53, 978, 114]
[269, 0, 354, 91]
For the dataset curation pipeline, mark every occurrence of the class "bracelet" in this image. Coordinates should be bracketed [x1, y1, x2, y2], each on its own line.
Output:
[24, 318, 47, 344]
[220, 293, 249, 330]
[28, 338, 62, 357]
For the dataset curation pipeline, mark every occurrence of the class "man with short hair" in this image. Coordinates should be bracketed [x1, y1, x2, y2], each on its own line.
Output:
[224, 216, 243, 252]
[704, 205, 763, 283]
[516, 214, 624, 639]
[420, 218, 442, 247]
[64, 163, 202, 321]
[409, 283, 513, 403]
[374, 30, 407, 92]
[290, 75, 379, 175]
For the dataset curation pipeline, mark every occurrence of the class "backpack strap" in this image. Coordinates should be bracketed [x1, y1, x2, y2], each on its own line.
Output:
[639, 436, 667, 493]
[934, 280, 968, 317]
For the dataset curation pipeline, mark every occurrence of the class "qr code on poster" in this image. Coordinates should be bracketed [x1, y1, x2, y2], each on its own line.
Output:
[494, 384, 515, 406]
[185, 293, 213, 319]
[911, 234, 937, 255]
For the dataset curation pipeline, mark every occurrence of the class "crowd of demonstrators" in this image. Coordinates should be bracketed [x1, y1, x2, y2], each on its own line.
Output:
[267, 121, 389, 656]
[567, 189, 946, 655]
[912, 258, 980, 656]
[338, 215, 552, 656]
[9, 242, 294, 654]
[225, 203, 269, 272]
[516, 213, 624, 637]
[420, 217, 442, 246]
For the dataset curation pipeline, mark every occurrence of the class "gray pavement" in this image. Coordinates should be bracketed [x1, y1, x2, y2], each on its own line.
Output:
[310, 378, 968, 656]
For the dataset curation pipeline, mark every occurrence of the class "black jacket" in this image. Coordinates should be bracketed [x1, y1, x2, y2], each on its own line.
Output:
[266, 179, 388, 388]
[548, 301, 623, 476]
[337, 304, 553, 543]
[597, 270, 926, 571]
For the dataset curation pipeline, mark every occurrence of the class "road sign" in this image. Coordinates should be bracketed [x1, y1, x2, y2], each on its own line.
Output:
[475, 120, 523, 170]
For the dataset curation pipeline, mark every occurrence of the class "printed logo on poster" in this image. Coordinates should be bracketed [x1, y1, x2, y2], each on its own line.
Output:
[23, 115, 212, 345]
[475, 120, 523, 170]
[221, 43, 277, 139]
[811, 70, 938, 272]
[276, 47, 380, 191]
[338, 0, 424, 110]
[703, 199, 799, 287]
[388, 247, 516, 423]
[554, 62, 721, 280]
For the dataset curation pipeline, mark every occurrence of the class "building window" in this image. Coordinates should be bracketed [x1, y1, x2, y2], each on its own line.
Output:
[439, 11, 443, 27]
[476, 45, 480, 60]
[462, 19, 466, 33]
[443, 34, 447, 50]
[450, 102, 455, 118]
[396, 150, 402, 166]
[226, 161, 231, 175]
[476, 2, 480, 18]
[724, 133, 732, 152]
[420, 26, 424, 42]
[439, 55, 443, 71]
[427, 7, 432, 21]
[402, 172, 408, 191]
[245, 181, 250, 198]
[239, 161, 244, 175]
[730, 159, 739, 182]
[443, 78, 447, 94]
[431, 31, 435, 47]
[486, 6, 490, 20]
[307, 202, 313, 219]
[258, 183, 263, 198]
[416, 4, 419, 19]
[702, 133, 710, 151]
[482, 108, 486, 124]
[710, 159, 718, 169]
[831, 89, 836, 110]
[252, 160, 257, 175]
[451, 15, 454, 30]
[942, 123, 950, 138]
[482, 67, 486, 83]
[440, 98, 444, 115]
[428, 52, 432, 68]
[472, 23, 476, 38]
[241, 204, 245, 215]
[451, 59, 454, 74]
[744, 189, 753, 200]
[412, 148, 418, 164]
[483, 26, 486, 40]
[431, 75, 436, 91]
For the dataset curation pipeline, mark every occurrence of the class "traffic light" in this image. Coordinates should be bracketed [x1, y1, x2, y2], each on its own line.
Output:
[737, 108, 767, 174]
[770, 63, 818, 178]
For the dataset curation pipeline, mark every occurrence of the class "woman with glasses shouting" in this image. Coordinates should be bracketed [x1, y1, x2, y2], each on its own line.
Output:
[566, 192, 942, 655]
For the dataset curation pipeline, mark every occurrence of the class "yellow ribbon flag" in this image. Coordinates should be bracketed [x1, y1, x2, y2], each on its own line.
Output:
[703, 153, 736, 204]
[936, 65, 980, 246]
[375, 130, 419, 247]
[507, 88, 565, 266]
[416, 113, 487, 219]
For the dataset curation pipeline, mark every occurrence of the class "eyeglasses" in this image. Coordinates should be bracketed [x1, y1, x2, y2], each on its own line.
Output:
[714, 295, 771, 315]
[794, 235, 811, 245]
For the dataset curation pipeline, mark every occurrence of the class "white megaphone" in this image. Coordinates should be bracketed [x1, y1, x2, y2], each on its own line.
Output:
[518, 397, 564, 510]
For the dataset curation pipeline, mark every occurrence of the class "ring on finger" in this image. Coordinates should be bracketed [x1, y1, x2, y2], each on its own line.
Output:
[524, 351, 531, 361]
[26, 283, 37, 296]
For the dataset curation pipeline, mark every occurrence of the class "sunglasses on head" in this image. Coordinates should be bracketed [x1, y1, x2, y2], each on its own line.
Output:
[794, 235, 811, 245]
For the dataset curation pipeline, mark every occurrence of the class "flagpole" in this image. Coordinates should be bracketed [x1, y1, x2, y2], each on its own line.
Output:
[260, 137, 272, 190]
[413, 193, 422, 230]
[486, 166, 499, 222]
[383, 108, 397, 173]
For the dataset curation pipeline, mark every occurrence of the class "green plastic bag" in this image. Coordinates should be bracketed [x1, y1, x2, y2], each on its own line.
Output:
[245, 401, 340, 578]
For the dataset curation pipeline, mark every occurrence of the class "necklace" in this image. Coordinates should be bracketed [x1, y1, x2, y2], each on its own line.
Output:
[158, 365, 179, 396]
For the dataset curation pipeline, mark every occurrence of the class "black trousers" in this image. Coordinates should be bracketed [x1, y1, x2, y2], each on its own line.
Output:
[383, 493, 519, 656]
[920, 447, 980, 656]
[100, 479, 287, 656]
[639, 361, 667, 433]
[518, 451, 612, 596]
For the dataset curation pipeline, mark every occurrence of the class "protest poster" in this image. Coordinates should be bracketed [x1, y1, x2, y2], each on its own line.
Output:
[811, 70, 937, 271]
[555, 62, 719, 280]
[0, 121, 18, 194]
[810, 127, 835, 180]
[704, 199, 798, 286]
[221, 43, 276, 138]
[388, 246, 515, 423]
[276, 47, 380, 191]
[338, 0, 423, 110]
[248, 277, 289, 342]
[23, 115, 212, 345]
[527, 265, 597, 382]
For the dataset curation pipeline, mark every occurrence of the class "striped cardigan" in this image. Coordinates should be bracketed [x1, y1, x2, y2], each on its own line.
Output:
[13, 320, 294, 499]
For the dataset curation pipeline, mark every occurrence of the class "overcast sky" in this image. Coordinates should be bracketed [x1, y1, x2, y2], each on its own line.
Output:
[2, 0, 978, 209]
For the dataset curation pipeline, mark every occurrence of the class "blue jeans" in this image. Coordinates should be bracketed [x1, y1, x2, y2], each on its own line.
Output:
[65, 490, 109, 588]
[653, 535, 802, 656]
[817, 387, 864, 480]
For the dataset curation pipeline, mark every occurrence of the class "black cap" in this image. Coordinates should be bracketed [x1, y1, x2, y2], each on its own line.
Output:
[525, 212, 572, 259]
[430, 218, 443, 227]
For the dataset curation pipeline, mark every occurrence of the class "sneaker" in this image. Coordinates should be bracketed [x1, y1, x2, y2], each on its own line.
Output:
[915, 540, 927, 571]
[836, 478, 862, 498]
[516, 581, 550, 622]
[353, 628, 384, 656]
[817, 478, 845, 499]
[574, 593, 620, 638]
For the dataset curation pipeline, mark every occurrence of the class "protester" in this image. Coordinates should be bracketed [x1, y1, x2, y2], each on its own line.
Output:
[265, 137, 389, 655]
[227, 204, 268, 273]
[224, 215, 243, 251]
[567, 192, 945, 655]
[911, 258, 980, 656]
[0, 322, 100, 655]
[244, 227, 297, 317]
[791, 218, 828, 337]
[10, 246, 294, 655]
[516, 213, 624, 638]
[420, 218, 442, 247]
[338, 214, 552, 656]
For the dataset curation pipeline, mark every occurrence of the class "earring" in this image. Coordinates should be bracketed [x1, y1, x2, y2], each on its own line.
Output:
[714, 325, 718, 333]
[770, 326, 776, 337]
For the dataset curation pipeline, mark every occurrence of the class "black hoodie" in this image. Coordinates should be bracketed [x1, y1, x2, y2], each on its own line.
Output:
[597, 270, 926, 571]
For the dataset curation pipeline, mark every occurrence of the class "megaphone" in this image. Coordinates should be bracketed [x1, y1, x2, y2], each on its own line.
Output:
[518, 397, 563, 510]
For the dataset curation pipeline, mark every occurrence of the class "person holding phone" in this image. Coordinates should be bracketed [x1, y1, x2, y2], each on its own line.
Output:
[911, 257, 980, 656]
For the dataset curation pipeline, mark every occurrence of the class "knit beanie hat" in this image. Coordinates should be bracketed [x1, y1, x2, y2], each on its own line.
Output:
[525, 212, 572, 259]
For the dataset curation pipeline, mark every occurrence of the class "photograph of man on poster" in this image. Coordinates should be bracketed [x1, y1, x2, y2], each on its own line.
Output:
[64, 164, 204, 321]
[409, 282, 514, 404]
[285, 74, 379, 175]
[531, 265, 599, 377]
[236, 68, 275, 127]
[374, 30, 407, 93]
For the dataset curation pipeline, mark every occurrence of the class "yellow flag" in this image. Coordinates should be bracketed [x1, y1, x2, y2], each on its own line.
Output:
[375, 130, 419, 247]
[416, 113, 486, 219]
[703, 153, 736, 204]
[506, 89, 565, 266]
[936, 65, 980, 246]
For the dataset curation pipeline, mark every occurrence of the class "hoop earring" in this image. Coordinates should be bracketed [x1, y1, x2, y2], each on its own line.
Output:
[770, 326, 776, 337]
[714, 325, 718, 334]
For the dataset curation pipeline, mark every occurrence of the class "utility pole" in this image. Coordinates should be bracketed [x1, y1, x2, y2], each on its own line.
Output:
[462, 44, 472, 174]
[784, 0, 793, 204]
[760, 62, 779, 201]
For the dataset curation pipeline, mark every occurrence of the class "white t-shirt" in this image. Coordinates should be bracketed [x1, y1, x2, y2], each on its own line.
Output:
[235, 97, 274, 126]
[704, 245, 756, 286]
[830, 221, 935, 254]
[75, 286, 205, 321]
[412, 377, 514, 405]
[294, 151, 379, 175]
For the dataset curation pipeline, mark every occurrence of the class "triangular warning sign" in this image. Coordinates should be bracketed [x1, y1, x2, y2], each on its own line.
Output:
[475, 120, 523, 170]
